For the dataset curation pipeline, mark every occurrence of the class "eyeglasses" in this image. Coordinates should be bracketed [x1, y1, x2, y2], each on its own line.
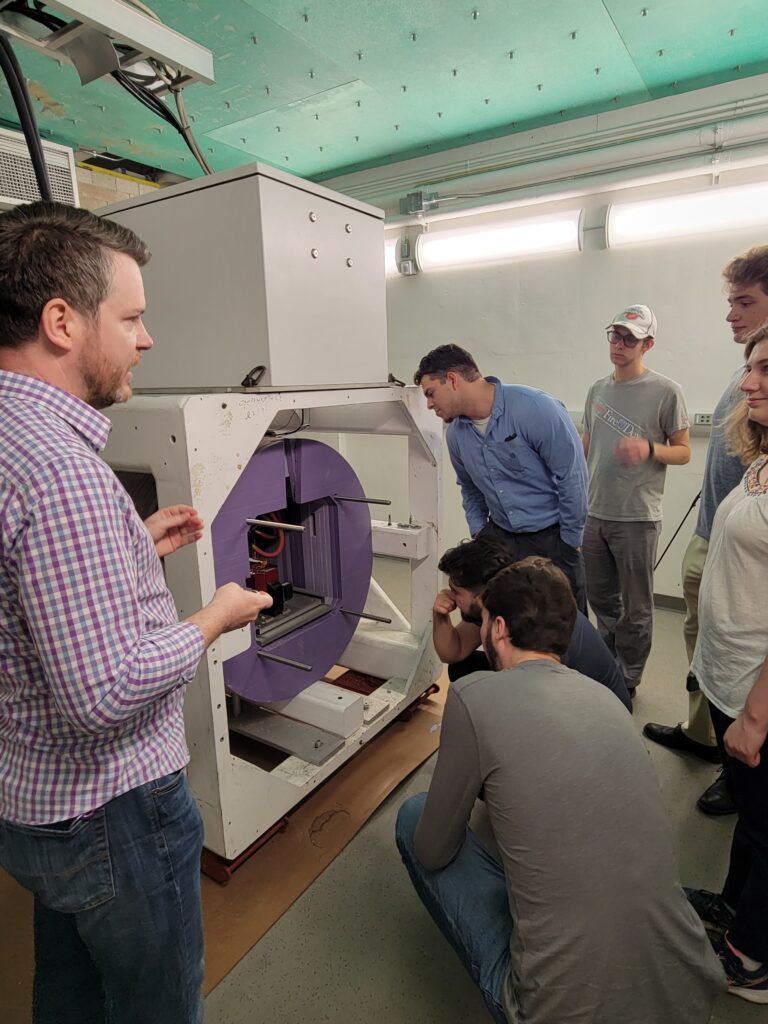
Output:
[607, 329, 642, 348]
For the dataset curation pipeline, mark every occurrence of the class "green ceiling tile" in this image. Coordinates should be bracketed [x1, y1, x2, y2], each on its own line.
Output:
[207, 79, 444, 177]
[603, 0, 768, 95]
[0, 1, 765, 182]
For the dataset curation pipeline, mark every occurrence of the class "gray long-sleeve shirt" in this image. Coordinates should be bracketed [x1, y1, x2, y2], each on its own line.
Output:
[415, 661, 724, 1024]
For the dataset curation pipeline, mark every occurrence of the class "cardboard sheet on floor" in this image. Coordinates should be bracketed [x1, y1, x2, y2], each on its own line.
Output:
[0, 687, 445, 1020]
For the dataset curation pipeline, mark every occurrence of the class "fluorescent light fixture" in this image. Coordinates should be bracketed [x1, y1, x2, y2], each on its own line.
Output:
[384, 237, 398, 276]
[607, 181, 768, 246]
[414, 209, 582, 270]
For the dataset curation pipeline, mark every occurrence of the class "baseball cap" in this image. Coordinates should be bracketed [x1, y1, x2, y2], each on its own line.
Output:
[606, 304, 657, 339]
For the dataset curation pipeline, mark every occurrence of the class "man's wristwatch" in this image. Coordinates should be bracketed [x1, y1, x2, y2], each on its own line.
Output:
[647, 438, 654, 459]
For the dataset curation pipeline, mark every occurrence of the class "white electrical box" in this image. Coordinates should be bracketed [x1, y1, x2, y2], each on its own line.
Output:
[102, 163, 388, 389]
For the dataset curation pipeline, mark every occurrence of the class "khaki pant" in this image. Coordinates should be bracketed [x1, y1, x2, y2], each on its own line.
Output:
[681, 533, 717, 746]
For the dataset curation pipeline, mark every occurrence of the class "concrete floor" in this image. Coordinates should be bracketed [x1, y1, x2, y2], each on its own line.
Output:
[204, 608, 763, 1024]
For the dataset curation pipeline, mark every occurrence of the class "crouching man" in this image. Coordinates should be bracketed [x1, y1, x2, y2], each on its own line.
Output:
[433, 536, 631, 710]
[397, 559, 723, 1024]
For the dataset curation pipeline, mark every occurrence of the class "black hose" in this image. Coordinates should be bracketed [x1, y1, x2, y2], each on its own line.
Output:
[653, 490, 701, 571]
[0, 33, 52, 200]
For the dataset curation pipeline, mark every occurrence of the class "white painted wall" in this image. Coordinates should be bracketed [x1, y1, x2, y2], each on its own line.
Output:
[383, 179, 766, 600]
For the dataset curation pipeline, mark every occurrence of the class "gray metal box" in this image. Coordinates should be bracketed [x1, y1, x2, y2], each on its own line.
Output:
[103, 163, 388, 389]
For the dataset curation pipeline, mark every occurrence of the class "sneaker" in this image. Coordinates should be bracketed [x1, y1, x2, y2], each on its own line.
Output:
[683, 887, 735, 933]
[719, 936, 768, 1004]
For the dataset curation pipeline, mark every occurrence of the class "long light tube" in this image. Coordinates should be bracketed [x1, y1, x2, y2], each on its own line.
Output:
[414, 209, 582, 270]
[607, 181, 768, 246]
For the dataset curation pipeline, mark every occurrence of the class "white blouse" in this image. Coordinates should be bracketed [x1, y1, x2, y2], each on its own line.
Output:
[692, 454, 768, 719]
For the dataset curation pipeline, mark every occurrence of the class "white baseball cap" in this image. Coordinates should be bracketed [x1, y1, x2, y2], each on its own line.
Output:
[606, 304, 657, 339]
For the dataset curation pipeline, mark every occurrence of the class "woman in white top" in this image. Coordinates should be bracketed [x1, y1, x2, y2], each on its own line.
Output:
[687, 324, 768, 1004]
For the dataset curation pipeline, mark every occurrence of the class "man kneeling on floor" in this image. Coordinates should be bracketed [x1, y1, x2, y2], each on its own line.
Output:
[396, 559, 724, 1024]
[433, 538, 631, 711]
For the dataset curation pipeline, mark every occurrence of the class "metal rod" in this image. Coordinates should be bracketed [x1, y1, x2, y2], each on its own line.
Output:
[332, 495, 391, 506]
[256, 650, 313, 671]
[246, 518, 306, 532]
[341, 608, 392, 624]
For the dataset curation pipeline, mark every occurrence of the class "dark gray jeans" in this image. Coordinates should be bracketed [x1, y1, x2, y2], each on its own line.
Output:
[478, 519, 587, 614]
[583, 516, 661, 688]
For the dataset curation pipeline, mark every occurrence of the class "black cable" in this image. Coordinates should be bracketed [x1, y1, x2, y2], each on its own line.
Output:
[0, 33, 52, 199]
[265, 410, 308, 438]
[653, 490, 701, 571]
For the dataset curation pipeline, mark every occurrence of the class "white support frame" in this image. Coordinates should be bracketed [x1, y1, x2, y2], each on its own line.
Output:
[104, 385, 441, 860]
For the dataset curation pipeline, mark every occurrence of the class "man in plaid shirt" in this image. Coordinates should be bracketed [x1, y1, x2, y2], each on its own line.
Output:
[0, 201, 272, 1024]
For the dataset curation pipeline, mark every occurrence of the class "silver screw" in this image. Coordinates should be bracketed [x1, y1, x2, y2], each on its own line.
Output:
[311, 248, 319, 258]
[309, 212, 317, 222]
[346, 258, 353, 267]
[345, 224, 352, 233]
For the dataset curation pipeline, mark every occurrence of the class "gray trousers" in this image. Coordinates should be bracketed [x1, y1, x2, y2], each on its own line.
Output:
[583, 516, 661, 688]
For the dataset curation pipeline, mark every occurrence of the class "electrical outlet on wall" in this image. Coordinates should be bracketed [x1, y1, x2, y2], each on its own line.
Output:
[693, 413, 713, 426]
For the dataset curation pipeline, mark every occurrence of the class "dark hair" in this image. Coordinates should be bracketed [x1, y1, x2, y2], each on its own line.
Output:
[726, 324, 768, 464]
[438, 536, 513, 590]
[413, 344, 481, 385]
[482, 557, 576, 657]
[0, 200, 150, 349]
[723, 245, 768, 298]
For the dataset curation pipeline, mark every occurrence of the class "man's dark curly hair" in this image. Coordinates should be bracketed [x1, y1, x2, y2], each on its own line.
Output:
[438, 536, 514, 591]
[413, 344, 481, 385]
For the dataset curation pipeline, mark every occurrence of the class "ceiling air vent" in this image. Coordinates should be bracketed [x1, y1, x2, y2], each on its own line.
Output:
[0, 127, 79, 209]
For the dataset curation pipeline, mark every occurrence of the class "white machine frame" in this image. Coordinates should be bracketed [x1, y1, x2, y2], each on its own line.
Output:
[105, 383, 441, 860]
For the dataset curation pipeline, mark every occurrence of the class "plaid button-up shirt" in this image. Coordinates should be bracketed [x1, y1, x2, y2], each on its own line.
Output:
[0, 371, 204, 823]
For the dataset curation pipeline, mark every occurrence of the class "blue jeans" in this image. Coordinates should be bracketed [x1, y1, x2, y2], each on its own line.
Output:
[395, 793, 512, 1024]
[0, 769, 204, 1024]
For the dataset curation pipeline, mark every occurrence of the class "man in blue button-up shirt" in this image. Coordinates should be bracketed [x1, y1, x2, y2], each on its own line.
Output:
[415, 344, 588, 610]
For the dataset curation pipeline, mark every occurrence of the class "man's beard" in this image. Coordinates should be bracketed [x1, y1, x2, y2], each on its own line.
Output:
[80, 349, 132, 410]
[460, 609, 482, 626]
[483, 630, 501, 671]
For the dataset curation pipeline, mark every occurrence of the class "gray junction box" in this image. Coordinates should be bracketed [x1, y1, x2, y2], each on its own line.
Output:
[103, 163, 388, 390]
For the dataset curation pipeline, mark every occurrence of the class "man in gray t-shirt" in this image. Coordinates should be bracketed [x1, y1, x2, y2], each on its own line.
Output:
[396, 560, 723, 1024]
[581, 305, 690, 695]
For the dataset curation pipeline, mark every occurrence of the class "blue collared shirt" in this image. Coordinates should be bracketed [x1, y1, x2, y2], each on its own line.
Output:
[446, 377, 588, 548]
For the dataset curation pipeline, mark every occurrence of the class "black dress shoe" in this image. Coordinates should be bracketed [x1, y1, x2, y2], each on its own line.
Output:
[697, 770, 737, 816]
[642, 722, 721, 764]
